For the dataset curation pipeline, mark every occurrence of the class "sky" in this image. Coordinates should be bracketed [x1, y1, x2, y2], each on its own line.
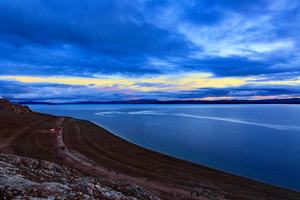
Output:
[1, 0, 300, 103]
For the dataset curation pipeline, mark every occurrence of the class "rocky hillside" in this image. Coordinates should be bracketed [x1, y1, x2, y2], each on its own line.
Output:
[0, 99, 32, 114]
[0, 153, 160, 200]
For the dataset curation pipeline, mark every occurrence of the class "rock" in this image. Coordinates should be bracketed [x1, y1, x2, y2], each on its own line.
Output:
[82, 194, 90, 199]
[87, 187, 93, 195]
[76, 192, 83, 196]
[44, 186, 51, 191]
[0, 99, 32, 114]
[104, 192, 112, 198]
[0, 153, 159, 200]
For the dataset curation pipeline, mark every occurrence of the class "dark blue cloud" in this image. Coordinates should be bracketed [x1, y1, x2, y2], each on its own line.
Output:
[0, 80, 33, 98]
[0, 0, 300, 101]
[145, 0, 270, 26]
[174, 85, 300, 100]
[0, 79, 92, 101]
[179, 56, 274, 77]
[0, 0, 198, 77]
[0, 0, 299, 78]
[143, 1, 300, 77]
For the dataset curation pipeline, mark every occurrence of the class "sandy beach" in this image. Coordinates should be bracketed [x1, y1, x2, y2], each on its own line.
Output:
[1, 108, 300, 200]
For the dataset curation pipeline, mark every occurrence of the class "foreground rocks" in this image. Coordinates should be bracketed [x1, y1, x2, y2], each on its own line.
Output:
[0, 99, 32, 114]
[0, 153, 160, 200]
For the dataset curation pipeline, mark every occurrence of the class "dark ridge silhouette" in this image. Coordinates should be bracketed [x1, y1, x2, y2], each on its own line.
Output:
[19, 98, 300, 105]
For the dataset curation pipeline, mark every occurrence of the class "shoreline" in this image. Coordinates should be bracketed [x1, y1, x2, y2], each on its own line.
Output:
[61, 116, 300, 199]
[1, 109, 300, 199]
[70, 108, 300, 193]
[91, 120, 298, 193]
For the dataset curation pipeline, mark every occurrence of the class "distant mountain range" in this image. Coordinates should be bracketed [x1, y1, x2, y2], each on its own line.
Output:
[19, 98, 300, 105]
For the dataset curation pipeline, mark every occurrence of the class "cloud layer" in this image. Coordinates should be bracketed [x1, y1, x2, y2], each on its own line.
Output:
[0, 0, 300, 102]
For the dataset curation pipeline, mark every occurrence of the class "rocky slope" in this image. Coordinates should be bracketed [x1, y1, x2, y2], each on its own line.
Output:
[0, 99, 32, 114]
[0, 153, 160, 200]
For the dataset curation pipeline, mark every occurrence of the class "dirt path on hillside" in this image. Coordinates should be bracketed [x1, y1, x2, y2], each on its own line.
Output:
[0, 116, 53, 155]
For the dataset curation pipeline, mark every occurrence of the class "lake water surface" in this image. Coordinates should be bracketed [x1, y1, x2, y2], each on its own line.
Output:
[28, 104, 300, 192]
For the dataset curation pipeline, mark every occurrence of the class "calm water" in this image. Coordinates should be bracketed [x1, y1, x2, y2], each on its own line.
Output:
[28, 104, 300, 192]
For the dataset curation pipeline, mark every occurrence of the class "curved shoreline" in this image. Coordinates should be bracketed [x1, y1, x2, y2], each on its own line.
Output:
[85, 117, 300, 193]
[1, 109, 300, 199]
[62, 117, 300, 199]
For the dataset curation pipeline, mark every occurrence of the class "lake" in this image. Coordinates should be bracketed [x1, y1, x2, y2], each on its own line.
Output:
[28, 104, 300, 192]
